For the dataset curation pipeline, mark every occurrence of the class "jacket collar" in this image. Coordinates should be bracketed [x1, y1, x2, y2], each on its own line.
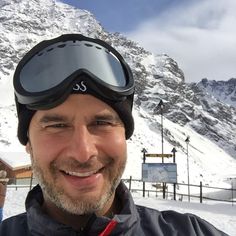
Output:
[25, 181, 139, 235]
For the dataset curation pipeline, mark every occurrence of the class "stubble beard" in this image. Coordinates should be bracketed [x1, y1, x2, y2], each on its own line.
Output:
[30, 152, 126, 215]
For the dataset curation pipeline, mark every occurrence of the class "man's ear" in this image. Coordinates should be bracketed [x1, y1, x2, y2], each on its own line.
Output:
[25, 142, 31, 154]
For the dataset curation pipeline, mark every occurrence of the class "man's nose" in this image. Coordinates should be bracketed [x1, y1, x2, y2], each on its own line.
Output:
[66, 125, 99, 163]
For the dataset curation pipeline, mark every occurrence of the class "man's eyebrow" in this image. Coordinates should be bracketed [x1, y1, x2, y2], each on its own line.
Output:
[94, 113, 121, 122]
[38, 113, 121, 123]
[39, 114, 69, 123]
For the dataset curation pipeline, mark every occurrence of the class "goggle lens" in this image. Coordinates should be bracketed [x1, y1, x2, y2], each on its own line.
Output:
[20, 41, 127, 92]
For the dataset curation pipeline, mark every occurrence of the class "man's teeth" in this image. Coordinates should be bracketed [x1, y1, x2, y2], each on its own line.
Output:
[65, 170, 98, 177]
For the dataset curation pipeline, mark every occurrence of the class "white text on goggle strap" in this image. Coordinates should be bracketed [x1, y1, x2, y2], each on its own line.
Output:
[73, 81, 87, 92]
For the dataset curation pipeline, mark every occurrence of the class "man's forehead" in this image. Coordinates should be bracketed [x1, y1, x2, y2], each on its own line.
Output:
[30, 94, 120, 123]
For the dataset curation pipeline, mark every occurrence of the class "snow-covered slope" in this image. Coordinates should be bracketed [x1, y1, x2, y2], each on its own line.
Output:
[0, 0, 236, 190]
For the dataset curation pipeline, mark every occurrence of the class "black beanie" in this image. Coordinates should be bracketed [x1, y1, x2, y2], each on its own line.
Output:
[16, 94, 134, 146]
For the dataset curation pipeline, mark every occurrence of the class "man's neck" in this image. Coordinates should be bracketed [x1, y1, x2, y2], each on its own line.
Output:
[42, 194, 120, 231]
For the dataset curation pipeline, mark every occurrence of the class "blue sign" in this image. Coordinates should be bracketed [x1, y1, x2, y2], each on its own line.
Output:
[142, 163, 177, 183]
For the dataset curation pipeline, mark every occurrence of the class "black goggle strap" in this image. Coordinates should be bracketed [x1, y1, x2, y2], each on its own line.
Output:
[16, 35, 132, 91]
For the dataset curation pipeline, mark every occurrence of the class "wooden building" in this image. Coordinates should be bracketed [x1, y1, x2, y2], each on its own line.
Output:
[0, 152, 32, 184]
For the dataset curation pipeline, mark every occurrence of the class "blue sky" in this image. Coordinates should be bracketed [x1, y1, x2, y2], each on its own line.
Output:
[62, 0, 236, 82]
[62, 0, 183, 32]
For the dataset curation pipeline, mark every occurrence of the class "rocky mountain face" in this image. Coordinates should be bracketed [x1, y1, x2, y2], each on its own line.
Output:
[0, 0, 236, 160]
[196, 78, 236, 108]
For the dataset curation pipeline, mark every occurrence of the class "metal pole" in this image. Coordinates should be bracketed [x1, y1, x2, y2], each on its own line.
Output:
[142, 148, 147, 198]
[129, 176, 132, 191]
[187, 143, 190, 201]
[158, 100, 165, 198]
[185, 136, 190, 202]
[232, 179, 234, 207]
[161, 109, 164, 162]
[161, 105, 165, 198]
[171, 148, 177, 200]
[200, 181, 202, 203]
[158, 100, 164, 163]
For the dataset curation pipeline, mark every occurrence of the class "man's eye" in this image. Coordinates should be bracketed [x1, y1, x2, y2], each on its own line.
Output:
[95, 120, 113, 126]
[45, 123, 67, 128]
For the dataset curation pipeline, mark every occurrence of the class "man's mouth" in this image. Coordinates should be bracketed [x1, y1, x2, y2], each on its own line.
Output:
[63, 169, 101, 177]
[60, 165, 106, 178]
[59, 167, 105, 190]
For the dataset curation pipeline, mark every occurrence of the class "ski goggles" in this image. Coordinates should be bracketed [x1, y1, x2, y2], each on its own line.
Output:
[14, 34, 134, 110]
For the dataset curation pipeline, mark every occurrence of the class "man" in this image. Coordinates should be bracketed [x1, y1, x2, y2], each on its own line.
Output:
[0, 183, 6, 222]
[0, 34, 227, 235]
[0, 170, 8, 222]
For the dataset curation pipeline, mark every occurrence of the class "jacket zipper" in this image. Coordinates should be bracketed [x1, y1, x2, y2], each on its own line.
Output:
[99, 220, 118, 236]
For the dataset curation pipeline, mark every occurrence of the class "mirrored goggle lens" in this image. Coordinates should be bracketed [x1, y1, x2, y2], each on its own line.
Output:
[19, 40, 127, 93]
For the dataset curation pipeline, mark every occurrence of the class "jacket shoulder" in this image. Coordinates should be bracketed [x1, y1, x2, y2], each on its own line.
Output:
[0, 213, 29, 236]
[135, 205, 228, 236]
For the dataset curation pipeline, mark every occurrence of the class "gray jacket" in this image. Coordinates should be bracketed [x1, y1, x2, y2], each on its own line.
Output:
[0, 182, 228, 235]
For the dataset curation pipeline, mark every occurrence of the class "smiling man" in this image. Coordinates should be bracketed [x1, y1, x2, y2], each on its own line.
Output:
[27, 94, 127, 225]
[0, 34, 227, 235]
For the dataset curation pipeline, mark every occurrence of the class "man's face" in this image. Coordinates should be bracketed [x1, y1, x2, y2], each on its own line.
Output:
[26, 94, 127, 215]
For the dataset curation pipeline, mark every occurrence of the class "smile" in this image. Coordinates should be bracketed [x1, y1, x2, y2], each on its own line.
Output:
[60, 167, 104, 189]
[62, 169, 102, 177]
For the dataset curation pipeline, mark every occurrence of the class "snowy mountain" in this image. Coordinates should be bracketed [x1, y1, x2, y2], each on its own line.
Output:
[196, 78, 236, 108]
[0, 0, 236, 189]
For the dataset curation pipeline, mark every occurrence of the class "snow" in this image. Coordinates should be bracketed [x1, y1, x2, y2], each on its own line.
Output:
[3, 186, 236, 235]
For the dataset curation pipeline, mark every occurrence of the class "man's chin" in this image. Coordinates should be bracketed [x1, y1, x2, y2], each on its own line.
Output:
[57, 193, 110, 215]
[42, 182, 113, 215]
[38, 168, 122, 215]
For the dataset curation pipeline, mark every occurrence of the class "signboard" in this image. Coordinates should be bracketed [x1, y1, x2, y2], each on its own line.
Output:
[142, 163, 177, 183]
[145, 153, 173, 158]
